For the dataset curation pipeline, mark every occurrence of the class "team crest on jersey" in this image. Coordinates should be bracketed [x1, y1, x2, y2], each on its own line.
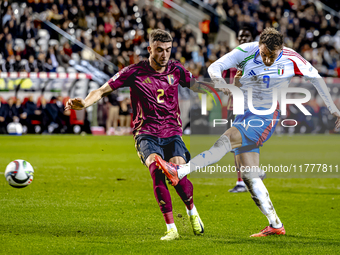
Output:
[167, 74, 175, 85]
[277, 64, 285, 76]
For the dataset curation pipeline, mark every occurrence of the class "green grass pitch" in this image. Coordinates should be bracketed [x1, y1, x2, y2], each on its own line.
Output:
[0, 135, 339, 254]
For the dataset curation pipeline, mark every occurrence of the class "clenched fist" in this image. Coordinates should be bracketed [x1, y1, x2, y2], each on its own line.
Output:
[65, 98, 86, 111]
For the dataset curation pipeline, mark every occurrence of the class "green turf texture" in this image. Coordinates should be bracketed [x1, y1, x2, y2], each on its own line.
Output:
[0, 135, 339, 254]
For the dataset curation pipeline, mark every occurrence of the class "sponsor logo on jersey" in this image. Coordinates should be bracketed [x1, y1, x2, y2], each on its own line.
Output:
[142, 77, 152, 83]
[167, 74, 174, 85]
[248, 70, 256, 76]
[277, 64, 285, 75]
[264, 68, 269, 71]
[309, 67, 313, 72]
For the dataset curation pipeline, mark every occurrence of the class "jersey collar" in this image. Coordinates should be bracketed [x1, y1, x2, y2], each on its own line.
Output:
[147, 59, 169, 73]
[253, 49, 284, 64]
[276, 50, 283, 61]
[253, 49, 262, 64]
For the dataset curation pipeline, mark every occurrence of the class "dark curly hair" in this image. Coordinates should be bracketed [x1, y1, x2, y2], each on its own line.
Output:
[149, 29, 173, 44]
[259, 27, 283, 51]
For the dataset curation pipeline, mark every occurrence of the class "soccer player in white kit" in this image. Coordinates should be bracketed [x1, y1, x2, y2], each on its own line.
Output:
[155, 28, 340, 237]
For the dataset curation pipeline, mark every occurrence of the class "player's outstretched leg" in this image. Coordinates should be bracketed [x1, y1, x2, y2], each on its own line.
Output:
[241, 171, 285, 237]
[174, 176, 204, 235]
[155, 133, 234, 186]
[155, 155, 180, 185]
[149, 162, 179, 240]
[229, 166, 266, 193]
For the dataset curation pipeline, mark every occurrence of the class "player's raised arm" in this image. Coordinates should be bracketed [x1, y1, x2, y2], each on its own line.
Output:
[293, 57, 340, 128]
[65, 65, 134, 111]
[65, 82, 113, 111]
[308, 75, 340, 128]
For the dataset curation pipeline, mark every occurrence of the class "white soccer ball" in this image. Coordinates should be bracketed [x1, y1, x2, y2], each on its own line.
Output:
[7, 122, 23, 135]
[4, 160, 34, 188]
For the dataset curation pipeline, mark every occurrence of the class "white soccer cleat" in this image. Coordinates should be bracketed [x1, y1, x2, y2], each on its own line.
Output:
[160, 228, 180, 241]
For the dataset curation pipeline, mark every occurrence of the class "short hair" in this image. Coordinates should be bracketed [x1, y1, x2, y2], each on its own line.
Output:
[239, 26, 252, 34]
[238, 26, 254, 38]
[259, 27, 283, 51]
[149, 29, 173, 44]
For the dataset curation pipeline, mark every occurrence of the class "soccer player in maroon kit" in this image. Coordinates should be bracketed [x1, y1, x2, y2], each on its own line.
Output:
[65, 29, 204, 241]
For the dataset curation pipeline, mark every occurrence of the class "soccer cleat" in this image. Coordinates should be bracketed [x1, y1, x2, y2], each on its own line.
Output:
[160, 228, 180, 241]
[229, 184, 247, 193]
[154, 155, 180, 186]
[250, 225, 286, 237]
[189, 214, 204, 235]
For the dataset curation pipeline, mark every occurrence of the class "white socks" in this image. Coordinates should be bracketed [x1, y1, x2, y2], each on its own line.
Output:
[186, 205, 198, 216]
[243, 177, 282, 228]
[191, 135, 232, 170]
[267, 212, 283, 228]
[236, 180, 245, 186]
[178, 135, 232, 179]
[166, 223, 177, 231]
[166, 205, 199, 231]
[178, 164, 191, 180]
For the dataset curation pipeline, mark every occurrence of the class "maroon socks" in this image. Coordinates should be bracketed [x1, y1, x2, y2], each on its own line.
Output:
[149, 162, 173, 223]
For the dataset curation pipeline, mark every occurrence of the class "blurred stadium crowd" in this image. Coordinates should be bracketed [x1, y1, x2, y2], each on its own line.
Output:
[0, 94, 132, 134]
[1, 0, 340, 76]
[0, 0, 340, 135]
[192, 0, 340, 77]
[0, 95, 71, 134]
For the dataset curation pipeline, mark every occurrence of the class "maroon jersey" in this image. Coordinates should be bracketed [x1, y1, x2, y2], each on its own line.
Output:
[108, 60, 192, 138]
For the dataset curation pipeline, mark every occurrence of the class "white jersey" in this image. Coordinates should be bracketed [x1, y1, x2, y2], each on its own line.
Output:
[208, 42, 340, 115]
